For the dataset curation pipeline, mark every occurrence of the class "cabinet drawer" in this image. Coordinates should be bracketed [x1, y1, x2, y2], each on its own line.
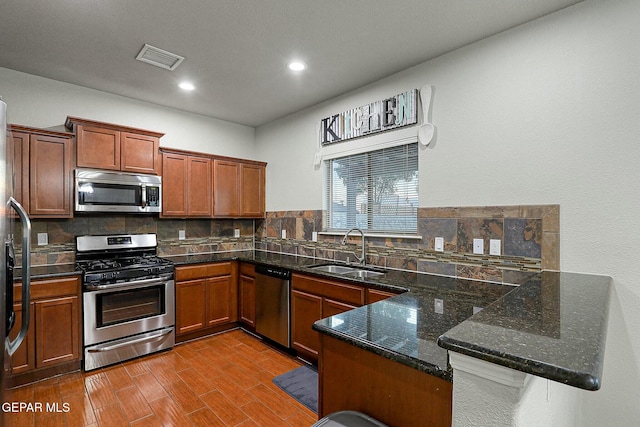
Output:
[292, 273, 364, 306]
[14, 276, 80, 302]
[240, 262, 255, 277]
[176, 262, 232, 281]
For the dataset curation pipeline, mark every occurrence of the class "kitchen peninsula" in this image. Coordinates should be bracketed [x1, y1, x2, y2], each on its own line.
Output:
[148, 250, 612, 426]
[15, 246, 611, 427]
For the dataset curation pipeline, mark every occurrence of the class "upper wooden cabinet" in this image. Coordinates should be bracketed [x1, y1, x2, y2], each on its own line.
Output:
[161, 152, 212, 218]
[160, 148, 266, 219]
[213, 158, 265, 218]
[65, 117, 163, 174]
[8, 125, 74, 218]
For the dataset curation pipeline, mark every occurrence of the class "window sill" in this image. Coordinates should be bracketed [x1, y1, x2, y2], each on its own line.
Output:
[318, 231, 423, 240]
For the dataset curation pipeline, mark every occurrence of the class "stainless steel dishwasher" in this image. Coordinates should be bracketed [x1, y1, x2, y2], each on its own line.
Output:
[255, 265, 291, 348]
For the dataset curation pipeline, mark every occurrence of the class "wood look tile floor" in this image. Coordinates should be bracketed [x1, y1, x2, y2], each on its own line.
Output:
[3, 329, 318, 427]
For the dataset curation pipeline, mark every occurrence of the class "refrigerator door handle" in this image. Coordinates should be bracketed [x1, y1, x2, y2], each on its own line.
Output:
[6, 197, 31, 356]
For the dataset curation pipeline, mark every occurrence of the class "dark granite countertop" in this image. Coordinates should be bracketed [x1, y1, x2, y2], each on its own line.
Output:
[437, 271, 611, 390]
[16, 250, 611, 390]
[15, 263, 81, 280]
[312, 274, 516, 381]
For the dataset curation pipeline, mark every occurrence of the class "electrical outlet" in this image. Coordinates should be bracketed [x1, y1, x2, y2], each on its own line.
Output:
[178, 230, 186, 240]
[234, 229, 240, 238]
[434, 237, 444, 252]
[281, 229, 287, 239]
[37, 233, 48, 246]
[312, 231, 318, 242]
[489, 239, 501, 256]
[434, 298, 444, 314]
[473, 238, 484, 254]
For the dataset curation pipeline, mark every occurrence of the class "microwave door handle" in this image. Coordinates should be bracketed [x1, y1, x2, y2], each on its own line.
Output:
[141, 184, 147, 208]
[6, 197, 31, 356]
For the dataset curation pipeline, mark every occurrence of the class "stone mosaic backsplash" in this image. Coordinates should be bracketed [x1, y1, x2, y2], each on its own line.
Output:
[256, 205, 559, 284]
[17, 204, 559, 286]
[17, 215, 255, 266]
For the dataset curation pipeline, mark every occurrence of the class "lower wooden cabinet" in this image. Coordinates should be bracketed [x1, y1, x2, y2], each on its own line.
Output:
[366, 287, 399, 304]
[9, 302, 35, 374]
[291, 273, 365, 364]
[35, 295, 80, 368]
[319, 334, 452, 426]
[239, 263, 256, 329]
[175, 262, 238, 341]
[291, 289, 324, 362]
[9, 276, 81, 378]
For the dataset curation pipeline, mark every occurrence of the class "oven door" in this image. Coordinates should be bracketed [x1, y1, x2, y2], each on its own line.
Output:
[83, 276, 175, 346]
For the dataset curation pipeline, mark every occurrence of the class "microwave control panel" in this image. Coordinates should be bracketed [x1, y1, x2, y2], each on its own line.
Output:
[147, 187, 160, 207]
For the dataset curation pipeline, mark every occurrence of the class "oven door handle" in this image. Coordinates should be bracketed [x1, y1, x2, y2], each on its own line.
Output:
[87, 328, 173, 353]
[84, 275, 172, 291]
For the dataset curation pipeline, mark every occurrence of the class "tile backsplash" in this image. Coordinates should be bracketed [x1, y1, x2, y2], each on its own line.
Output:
[19, 204, 559, 285]
[19, 215, 255, 266]
[256, 205, 559, 284]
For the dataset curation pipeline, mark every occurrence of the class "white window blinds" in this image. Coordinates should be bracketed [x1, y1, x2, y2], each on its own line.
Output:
[325, 143, 418, 233]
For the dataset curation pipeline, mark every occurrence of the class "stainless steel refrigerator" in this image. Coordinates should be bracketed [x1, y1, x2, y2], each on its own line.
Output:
[0, 98, 33, 412]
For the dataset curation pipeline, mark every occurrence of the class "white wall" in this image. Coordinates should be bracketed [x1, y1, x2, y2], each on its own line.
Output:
[256, 0, 640, 425]
[0, 67, 256, 159]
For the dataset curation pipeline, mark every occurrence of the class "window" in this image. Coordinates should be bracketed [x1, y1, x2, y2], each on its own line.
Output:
[325, 143, 418, 233]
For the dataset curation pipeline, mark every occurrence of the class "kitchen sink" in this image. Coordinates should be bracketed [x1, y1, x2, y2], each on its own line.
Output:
[309, 264, 360, 274]
[341, 269, 385, 279]
[309, 264, 386, 278]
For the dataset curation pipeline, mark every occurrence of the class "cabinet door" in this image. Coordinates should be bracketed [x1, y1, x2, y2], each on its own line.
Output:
[213, 159, 240, 216]
[176, 279, 206, 335]
[76, 125, 120, 170]
[187, 156, 212, 217]
[323, 298, 358, 318]
[29, 134, 72, 217]
[8, 130, 30, 213]
[239, 272, 256, 328]
[366, 288, 398, 304]
[291, 289, 323, 363]
[205, 275, 237, 327]
[161, 153, 188, 217]
[240, 163, 265, 217]
[35, 296, 80, 368]
[121, 132, 159, 174]
[9, 302, 35, 374]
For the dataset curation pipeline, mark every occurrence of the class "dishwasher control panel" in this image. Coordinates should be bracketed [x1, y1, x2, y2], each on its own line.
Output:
[255, 265, 291, 280]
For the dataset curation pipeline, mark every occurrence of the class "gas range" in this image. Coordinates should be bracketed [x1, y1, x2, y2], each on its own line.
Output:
[76, 233, 176, 371]
[77, 255, 174, 287]
[75, 234, 173, 287]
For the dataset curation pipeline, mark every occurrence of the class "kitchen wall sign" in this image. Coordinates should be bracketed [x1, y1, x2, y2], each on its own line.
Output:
[320, 89, 418, 145]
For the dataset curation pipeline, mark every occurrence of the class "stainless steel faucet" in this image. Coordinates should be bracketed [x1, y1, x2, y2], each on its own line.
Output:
[341, 227, 366, 266]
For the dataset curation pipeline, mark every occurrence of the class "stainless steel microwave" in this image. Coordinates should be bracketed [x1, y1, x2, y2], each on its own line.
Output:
[75, 169, 162, 213]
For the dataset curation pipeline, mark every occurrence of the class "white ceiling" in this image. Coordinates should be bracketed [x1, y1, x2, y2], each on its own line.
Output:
[0, 0, 581, 127]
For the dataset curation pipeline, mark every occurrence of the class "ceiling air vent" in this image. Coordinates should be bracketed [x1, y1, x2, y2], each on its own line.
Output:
[136, 44, 184, 71]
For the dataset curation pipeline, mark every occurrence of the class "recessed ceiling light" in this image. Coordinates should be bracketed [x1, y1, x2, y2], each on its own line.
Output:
[179, 82, 195, 91]
[288, 61, 307, 71]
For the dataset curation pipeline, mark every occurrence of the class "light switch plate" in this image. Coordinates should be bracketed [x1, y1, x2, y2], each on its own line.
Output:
[489, 239, 501, 256]
[434, 298, 444, 314]
[473, 238, 484, 254]
[178, 230, 186, 240]
[37, 233, 48, 246]
[234, 229, 240, 238]
[434, 237, 444, 252]
[281, 229, 287, 239]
